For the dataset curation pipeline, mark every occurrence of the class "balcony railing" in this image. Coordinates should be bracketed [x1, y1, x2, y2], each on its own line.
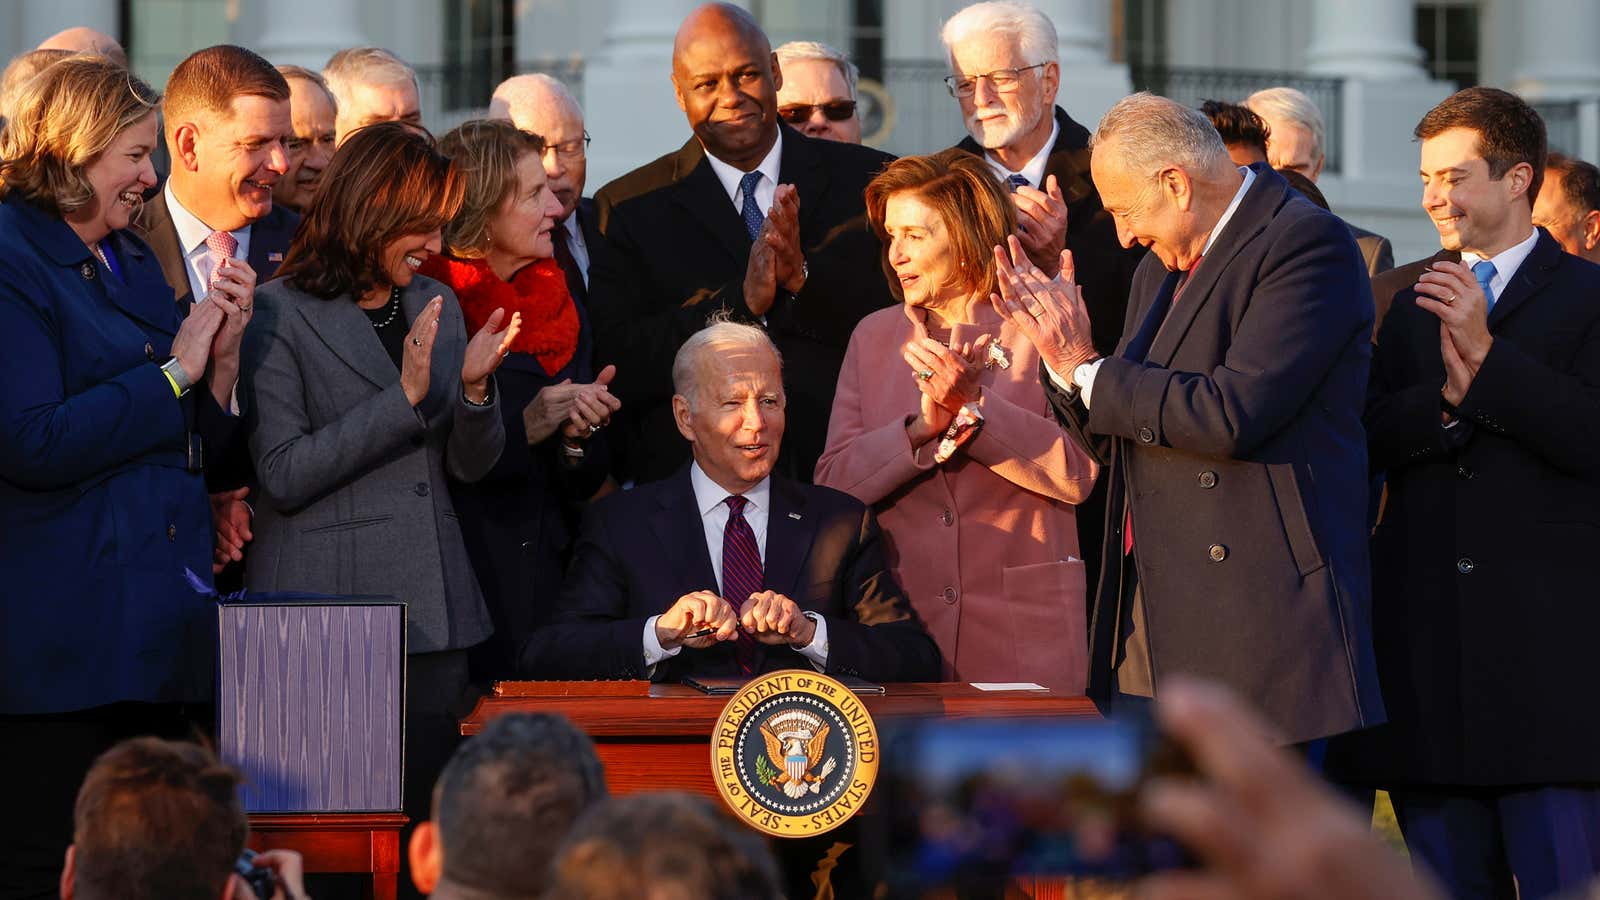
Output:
[1130, 65, 1344, 174]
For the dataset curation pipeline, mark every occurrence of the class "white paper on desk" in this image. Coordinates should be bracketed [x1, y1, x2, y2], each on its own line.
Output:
[969, 682, 1047, 691]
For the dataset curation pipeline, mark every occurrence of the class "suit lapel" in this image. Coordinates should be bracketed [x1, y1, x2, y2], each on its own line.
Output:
[294, 289, 397, 389]
[668, 140, 750, 264]
[1147, 166, 1282, 366]
[102, 231, 179, 336]
[137, 193, 194, 308]
[1487, 230, 1562, 330]
[776, 125, 830, 248]
[650, 468, 719, 595]
[248, 206, 297, 282]
[762, 477, 816, 598]
[1042, 106, 1097, 205]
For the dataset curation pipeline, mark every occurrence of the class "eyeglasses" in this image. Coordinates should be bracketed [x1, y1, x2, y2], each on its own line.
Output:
[943, 63, 1049, 98]
[541, 131, 591, 160]
[778, 101, 858, 124]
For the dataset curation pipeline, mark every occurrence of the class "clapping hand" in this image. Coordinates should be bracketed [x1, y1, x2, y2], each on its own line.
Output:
[1012, 174, 1070, 277]
[990, 236, 1097, 377]
[209, 487, 253, 573]
[1413, 260, 1493, 409]
[461, 307, 522, 403]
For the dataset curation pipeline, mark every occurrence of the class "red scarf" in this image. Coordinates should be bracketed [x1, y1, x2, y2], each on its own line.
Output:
[420, 254, 579, 375]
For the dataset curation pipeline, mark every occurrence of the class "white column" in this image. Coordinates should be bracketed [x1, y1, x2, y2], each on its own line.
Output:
[1510, 0, 1600, 100]
[21, 0, 118, 45]
[1033, 0, 1131, 129]
[583, 0, 700, 189]
[254, 0, 366, 70]
[1304, 0, 1426, 81]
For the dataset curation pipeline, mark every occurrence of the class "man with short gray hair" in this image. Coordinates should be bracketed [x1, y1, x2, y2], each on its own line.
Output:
[774, 41, 861, 144]
[995, 92, 1383, 745]
[519, 319, 940, 684]
[1246, 85, 1393, 276]
[324, 46, 422, 144]
[489, 73, 599, 300]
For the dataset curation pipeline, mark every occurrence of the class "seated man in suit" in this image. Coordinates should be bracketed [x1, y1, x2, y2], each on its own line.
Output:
[489, 73, 599, 302]
[134, 45, 300, 579]
[589, 2, 895, 486]
[521, 320, 941, 683]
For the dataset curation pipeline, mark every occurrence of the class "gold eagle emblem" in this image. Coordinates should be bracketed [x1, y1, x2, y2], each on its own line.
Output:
[759, 710, 838, 798]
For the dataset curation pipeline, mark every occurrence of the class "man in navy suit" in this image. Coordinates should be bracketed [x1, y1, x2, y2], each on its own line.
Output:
[134, 45, 301, 577]
[1327, 87, 1600, 899]
[520, 320, 941, 683]
[995, 92, 1383, 746]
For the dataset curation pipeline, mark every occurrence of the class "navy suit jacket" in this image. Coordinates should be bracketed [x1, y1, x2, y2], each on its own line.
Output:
[1045, 166, 1385, 744]
[0, 198, 216, 714]
[519, 467, 942, 683]
[1329, 232, 1600, 785]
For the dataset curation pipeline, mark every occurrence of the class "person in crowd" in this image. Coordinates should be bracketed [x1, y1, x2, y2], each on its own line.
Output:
[239, 121, 518, 887]
[1138, 679, 1449, 900]
[941, 0, 1144, 600]
[423, 118, 618, 679]
[488, 74, 600, 301]
[62, 738, 308, 900]
[135, 46, 297, 580]
[35, 27, 126, 67]
[1533, 151, 1600, 264]
[272, 65, 337, 215]
[773, 40, 862, 144]
[0, 55, 252, 899]
[409, 713, 608, 899]
[324, 46, 423, 145]
[997, 92, 1383, 746]
[589, 2, 895, 486]
[0, 48, 68, 130]
[1327, 87, 1600, 900]
[815, 151, 1097, 691]
[521, 319, 942, 683]
[542, 792, 783, 900]
[1247, 85, 1394, 277]
[1200, 98, 1270, 167]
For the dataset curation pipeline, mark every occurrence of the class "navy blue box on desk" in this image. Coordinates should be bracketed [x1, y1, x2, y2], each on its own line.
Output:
[217, 601, 405, 812]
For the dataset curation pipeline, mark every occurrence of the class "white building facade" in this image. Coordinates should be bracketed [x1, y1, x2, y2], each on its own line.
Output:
[6, 0, 1600, 263]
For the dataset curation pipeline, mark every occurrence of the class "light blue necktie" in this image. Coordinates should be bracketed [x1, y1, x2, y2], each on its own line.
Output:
[1005, 174, 1030, 193]
[739, 171, 764, 241]
[1473, 259, 1497, 309]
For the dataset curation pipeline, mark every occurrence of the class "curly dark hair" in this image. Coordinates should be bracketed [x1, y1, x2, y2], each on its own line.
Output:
[276, 121, 465, 300]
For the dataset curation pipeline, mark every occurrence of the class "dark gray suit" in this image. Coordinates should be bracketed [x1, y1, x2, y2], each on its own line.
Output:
[239, 275, 504, 654]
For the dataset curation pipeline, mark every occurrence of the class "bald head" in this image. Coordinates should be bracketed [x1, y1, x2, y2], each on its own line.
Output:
[673, 3, 770, 65]
[489, 74, 588, 221]
[670, 3, 781, 171]
[37, 26, 126, 67]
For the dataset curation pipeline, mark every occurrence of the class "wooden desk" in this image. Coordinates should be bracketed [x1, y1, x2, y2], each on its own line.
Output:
[248, 812, 407, 900]
[460, 681, 1099, 800]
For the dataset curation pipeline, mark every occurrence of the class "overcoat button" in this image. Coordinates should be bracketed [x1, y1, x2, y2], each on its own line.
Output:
[1457, 558, 1474, 574]
[414, 482, 429, 497]
[167, 524, 177, 541]
[940, 508, 954, 526]
[942, 587, 958, 604]
[144, 342, 156, 360]
[1137, 426, 1155, 443]
[1456, 466, 1473, 480]
[80, 262, 96, 280]
[1198, 471, 1217, 489]
[1208, 544, 1227, 562]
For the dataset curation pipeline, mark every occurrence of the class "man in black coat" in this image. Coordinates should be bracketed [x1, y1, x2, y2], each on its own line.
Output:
[1327, 87, 1600, 900]
[996, 93, 1383, 746]
[587, 3, 894, 486]
[520, 320, 941, 684]
[939, 2, 1144, 594]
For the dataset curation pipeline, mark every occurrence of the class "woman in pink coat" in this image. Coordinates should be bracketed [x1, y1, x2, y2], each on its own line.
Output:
[815, 151, 1098, 692]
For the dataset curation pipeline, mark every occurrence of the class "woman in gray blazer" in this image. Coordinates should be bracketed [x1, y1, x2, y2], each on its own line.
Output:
[239, 122, 521, 840]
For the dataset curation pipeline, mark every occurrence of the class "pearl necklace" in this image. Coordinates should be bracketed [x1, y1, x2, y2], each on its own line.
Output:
[88, 241, 110, 270]
[369, 286, 401, 329]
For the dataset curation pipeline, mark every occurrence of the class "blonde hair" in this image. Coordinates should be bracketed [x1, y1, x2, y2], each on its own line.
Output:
[437, 118, 545, 258]
[0, 54, 158, 213]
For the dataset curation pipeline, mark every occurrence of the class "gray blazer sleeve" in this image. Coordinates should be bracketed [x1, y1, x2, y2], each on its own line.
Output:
[446, 381, 503, 484]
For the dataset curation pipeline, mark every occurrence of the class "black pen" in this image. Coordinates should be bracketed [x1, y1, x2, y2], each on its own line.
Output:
[684, 626, 716, 640]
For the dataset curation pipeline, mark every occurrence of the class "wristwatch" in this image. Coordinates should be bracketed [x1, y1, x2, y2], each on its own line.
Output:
[160, 357, 193, 396]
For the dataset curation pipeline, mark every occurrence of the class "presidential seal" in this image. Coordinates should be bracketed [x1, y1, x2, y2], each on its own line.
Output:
[712, 669, 880, 838]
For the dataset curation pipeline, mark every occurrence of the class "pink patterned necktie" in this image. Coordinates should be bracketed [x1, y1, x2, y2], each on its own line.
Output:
[721, 495, 764, 674]
[205, 231, 238, 289]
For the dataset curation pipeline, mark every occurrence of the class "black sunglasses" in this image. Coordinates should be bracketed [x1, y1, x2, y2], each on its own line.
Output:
[778, 101, 858, 124]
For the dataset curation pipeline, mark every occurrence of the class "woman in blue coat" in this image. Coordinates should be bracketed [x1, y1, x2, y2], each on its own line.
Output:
[0, 56, 255, 896]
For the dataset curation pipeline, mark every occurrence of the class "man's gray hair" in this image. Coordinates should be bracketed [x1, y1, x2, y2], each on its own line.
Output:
[323, 47, 417, 108]
[1093, 92, 1229, 176]
[672, 317, 782, 406]
[488, 73, 583, 122]
[1245, 86, 1325, 162]
[940, 1, 1058, 70]
[774, 41, 859, 97]
[276, 64, 337, 108]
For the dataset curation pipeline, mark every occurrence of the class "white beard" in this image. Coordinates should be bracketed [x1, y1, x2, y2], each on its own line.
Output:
[966, 104, 1040, 151]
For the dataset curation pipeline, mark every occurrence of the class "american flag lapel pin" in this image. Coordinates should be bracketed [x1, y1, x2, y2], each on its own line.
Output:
[268, 251, 283, 263]
[788, 512, 802, 520]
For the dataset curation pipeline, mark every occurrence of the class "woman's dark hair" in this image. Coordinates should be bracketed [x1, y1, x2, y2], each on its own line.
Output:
[276, 121, 465, 300]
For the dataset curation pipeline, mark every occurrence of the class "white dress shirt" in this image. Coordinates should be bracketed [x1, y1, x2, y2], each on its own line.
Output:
[561, 211, 591, 289]
[705, 128, 784, 219]
[641, 461, 829, 669]
[1052, 166, 1257, 406]
[164, 182, 251, 304]
[982, 116, 1060, 190]
[1461, 226, 1539, 306]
